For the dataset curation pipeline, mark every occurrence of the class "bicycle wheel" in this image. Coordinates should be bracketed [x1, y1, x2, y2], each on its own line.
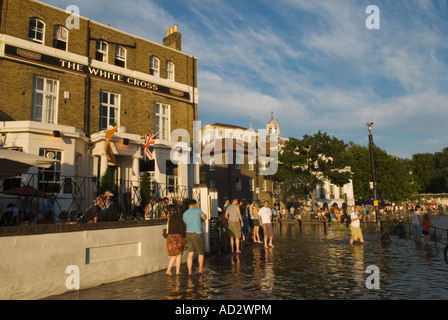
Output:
[211, 232, 220, 254]
[221, 232, 228, 253]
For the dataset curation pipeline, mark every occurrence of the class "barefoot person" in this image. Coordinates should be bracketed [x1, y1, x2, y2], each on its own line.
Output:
[251, 202, 262, 243]
[259, 200, 274, 248]
[225, 198, 244, 253]
[350, 205, 364, 245]
[165, 205, 186, 276]
[183, 199, 207, 275]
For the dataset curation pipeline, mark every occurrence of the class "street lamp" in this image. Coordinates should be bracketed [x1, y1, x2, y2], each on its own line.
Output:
[366, 122, 381, 231]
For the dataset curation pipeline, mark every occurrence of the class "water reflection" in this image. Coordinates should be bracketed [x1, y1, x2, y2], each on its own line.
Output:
[48, 217, 448, 300]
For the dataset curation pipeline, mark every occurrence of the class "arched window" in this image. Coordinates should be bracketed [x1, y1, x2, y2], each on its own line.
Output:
[166, 61, 175, 81]
[115, 46, 126, 68]
[28, 18, 45, 44]
[150, 56, 160, 77]
[53, 25, 68, 51]
[96, 40, 108, 63]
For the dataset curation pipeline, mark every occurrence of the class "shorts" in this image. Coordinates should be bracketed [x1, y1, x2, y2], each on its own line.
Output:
[422, 230, 430, 236]
[252, 219, 260, 227]
[228, 221, 242, 239]
[263, 223, 274, 238]
[186, 232, 204, 255]
[350, 225, 363, 240]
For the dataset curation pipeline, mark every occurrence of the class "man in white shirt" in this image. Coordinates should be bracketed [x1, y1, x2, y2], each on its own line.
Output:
[350, 205, 364, 245]
[258, 200, 275, 248]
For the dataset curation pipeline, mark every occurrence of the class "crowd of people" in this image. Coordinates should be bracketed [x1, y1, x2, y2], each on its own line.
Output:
[219, 198, 276, 252]
[2, 191, 446, 273]
[0, 191, 186, 226]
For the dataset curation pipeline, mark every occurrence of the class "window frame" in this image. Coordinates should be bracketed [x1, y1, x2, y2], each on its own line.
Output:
[38, 148, 62, 193]
[262, 179, 267, 192]
[248, 159, 255, 171]
[115, 46, 127, 68]
[99, 91, 121, 131]
[53, 25, 68, 51]
[29, 18, 45, 44]
[249, 178, 255, 192]
[154, 102, 170, 140]
[150, 56, 160, 77]
[96, 40, 108, 63]
[166, 61, 175, 81]
[31, 76, 59, 124]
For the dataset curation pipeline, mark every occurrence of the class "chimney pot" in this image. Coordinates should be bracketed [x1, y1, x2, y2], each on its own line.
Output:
[163, 25, 182, 51]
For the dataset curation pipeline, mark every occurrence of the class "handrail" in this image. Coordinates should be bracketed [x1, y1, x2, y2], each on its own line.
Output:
[382, 214, 448, 263]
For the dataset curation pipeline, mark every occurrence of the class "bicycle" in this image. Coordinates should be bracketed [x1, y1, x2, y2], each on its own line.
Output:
[210, 218, 229, 255]
[390, 218, 407, 239]
[210, 226, 221, 255]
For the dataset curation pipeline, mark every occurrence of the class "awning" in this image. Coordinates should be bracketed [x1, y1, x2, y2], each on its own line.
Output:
[1, 185, 48, 197]
[0, 149, 56, 179]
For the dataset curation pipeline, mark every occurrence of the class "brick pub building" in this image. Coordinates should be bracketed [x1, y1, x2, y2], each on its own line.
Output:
[0, 0, 199, 215]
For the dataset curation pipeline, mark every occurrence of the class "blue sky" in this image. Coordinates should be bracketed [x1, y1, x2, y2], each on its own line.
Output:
[42, 0, 448, 159]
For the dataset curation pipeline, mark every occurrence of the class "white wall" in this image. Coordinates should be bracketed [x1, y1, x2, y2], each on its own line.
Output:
[0, 224, 187, 300]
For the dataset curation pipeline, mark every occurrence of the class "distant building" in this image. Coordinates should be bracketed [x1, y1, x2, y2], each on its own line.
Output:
[0, 0, 198, 214]
[200, 113, 355, 210]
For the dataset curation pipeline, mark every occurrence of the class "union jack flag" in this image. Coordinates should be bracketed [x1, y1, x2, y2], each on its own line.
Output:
[144, 132, 158, 162]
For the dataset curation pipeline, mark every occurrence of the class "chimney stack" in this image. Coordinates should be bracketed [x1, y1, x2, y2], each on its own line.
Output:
[163, 24, 181, 51]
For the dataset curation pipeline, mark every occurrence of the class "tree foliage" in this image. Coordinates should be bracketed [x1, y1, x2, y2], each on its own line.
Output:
[346, 142, 419, 202]
[266, 130, 352, 205]
[268, 129, 447, 204]
[139, 172, 152, 208]
[98, 167, 115, 196]
[412, 148, 448, 193]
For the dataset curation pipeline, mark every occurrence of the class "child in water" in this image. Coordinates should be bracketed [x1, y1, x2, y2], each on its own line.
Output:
[422, 213, 432, 245]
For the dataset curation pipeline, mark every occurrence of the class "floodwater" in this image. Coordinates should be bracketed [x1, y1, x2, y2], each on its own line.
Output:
[48, 216, 448, 300]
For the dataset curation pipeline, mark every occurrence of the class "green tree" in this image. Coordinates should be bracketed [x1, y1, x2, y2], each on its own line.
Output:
[432, 148, 448, 192]
[347, 143, 418, 202]
[411, 153, 435, 193]
[412, 148, 448, 193]
[98, 167, 115, 195]
[139, 172, 152, 208]
[266, 131, 352, 206]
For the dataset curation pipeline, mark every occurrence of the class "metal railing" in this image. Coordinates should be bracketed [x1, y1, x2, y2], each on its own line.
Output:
[381, 214, 448, 263]
[0, 173, 199, 224]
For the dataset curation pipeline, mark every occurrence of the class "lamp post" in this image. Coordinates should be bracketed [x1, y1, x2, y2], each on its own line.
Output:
[366, 122, 381, 231]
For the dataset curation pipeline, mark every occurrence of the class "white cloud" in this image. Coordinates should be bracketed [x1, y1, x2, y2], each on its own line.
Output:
[41, 0, 448, 158]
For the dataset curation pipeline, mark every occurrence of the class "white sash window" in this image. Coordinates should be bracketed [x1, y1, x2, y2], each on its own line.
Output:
[115, 46, 126, 68]
[154, 102, 170, 140]
[96, 40, 108, 63]
[100, 91, 120, 131]
[29, 18, 45, 44]
[150, 56, 160, 77]
[31, 76, 59, 124]
[54, 26, 68, 51]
